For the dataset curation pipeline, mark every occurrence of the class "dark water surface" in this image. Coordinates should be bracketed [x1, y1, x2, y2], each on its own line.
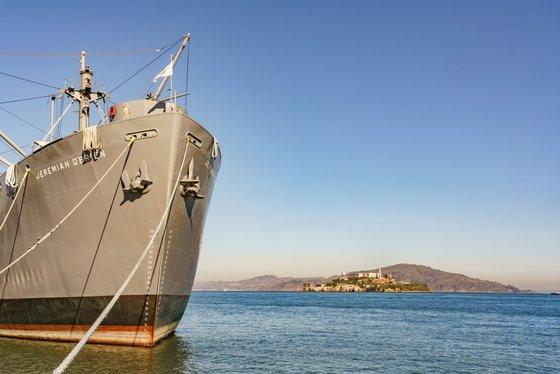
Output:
[0, 292, 558, 373]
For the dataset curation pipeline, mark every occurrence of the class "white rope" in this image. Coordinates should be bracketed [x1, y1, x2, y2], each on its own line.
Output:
[53, 140, 189, 374]
[0, 168, 30, 233]
[82, 126, 100, 152]
[5, 164, 18, 188]
[41, 102, 73, 143]
[0, 139, 134, 276]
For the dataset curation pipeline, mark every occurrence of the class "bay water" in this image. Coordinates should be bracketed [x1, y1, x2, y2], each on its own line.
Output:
[0, 292, 558, 373]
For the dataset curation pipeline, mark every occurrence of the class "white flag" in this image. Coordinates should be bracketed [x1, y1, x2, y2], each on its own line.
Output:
[153, 61, 173, 82]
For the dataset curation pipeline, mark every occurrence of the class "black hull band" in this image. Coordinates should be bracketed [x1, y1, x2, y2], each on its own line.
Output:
[0, 294, 188, 327]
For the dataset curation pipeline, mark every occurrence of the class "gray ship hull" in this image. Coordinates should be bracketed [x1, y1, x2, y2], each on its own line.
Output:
[0, 108, 220, 346]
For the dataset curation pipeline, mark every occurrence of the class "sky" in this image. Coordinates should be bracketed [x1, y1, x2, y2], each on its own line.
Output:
[0, 1, 558, 291]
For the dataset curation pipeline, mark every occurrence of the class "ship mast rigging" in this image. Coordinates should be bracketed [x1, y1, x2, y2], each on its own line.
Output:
[0, 33, 191, 164]
[64, 51, 107, 131]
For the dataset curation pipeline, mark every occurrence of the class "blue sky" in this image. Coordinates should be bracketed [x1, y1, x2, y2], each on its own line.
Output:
[0, 1, 558, 290]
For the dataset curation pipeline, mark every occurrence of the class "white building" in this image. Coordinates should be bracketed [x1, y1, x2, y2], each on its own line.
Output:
[356, 268, 383, 278]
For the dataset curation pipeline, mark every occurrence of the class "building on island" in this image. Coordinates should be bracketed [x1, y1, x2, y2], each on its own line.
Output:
[352, 268, 383, 279]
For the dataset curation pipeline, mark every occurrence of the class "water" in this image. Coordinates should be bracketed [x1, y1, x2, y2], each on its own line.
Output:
[0, 292, 558, 373]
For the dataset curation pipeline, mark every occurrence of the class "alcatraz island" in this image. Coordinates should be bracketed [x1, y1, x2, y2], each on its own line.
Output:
[193, 264, 524, 293]
[303, 268, 431, 293]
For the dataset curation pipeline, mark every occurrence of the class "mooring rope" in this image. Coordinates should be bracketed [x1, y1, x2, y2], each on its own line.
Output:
[0, 168, 31, 233]
[53, 139, 189, 374]
[0, 139, 135, 277]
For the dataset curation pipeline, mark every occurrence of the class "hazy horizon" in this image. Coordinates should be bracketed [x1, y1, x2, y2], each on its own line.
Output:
[1, 1, 558, 292]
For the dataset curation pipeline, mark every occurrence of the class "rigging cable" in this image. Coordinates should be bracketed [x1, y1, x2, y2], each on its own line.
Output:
[89, 49, 162, 56]
[41, 102, 74, 142]
[108, 36, 185, 95]
[0, 48, 165, 57]
[185, 41, 190, 113]
[0, 106, 47, 134]
[1, 37, 184, 103]
[0, 71, 60, 90]
[0, 144, 32, 155]
[0, 94, 53, 105]
[0, 51, 78, 57]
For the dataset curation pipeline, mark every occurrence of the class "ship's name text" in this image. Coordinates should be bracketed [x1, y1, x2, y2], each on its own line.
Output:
[35, 150, 106, 180]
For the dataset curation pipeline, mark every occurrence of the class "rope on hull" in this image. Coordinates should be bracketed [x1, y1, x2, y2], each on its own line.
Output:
[53, 139, 189, 374]
[0, 139, 135, 276]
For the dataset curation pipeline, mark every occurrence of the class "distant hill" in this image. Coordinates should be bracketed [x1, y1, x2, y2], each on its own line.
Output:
[193, 275, 327, 291]
[377, 264, 521, 293]
[193, 264, 522, 293]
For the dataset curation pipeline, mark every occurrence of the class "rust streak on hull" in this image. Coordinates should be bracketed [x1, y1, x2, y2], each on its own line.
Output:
[0, 323, 156, 346]
[0, 321, 181, 347]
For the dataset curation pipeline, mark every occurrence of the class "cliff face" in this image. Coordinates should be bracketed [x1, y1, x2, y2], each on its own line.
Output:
[193, 264, 522, 293]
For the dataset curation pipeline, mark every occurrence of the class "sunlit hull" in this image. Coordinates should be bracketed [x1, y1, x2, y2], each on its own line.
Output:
[0, 108, 220, 346]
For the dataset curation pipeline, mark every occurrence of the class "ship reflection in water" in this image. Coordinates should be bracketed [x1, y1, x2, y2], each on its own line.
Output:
[0, 334, 195, 373]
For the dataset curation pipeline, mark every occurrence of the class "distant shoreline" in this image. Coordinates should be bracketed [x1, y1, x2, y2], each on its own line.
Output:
[193, 263, 532, 293]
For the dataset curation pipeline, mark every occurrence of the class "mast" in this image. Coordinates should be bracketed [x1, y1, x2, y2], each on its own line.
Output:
[78, 51, 91, 130]
[153, 33, 191, 100]
[65, 51, 106, 131]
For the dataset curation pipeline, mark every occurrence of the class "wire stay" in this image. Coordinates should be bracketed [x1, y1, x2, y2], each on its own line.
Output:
[0, 71, 60, 90]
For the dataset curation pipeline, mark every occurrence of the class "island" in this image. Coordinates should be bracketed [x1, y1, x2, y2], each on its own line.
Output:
[193, 263, 525, 293]
[303, 269, 431, 293]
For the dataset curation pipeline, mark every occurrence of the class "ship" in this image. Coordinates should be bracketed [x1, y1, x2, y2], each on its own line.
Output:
[0, 34, 220, 347]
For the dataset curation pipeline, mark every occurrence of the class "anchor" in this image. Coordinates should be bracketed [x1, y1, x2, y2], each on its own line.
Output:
[121, 160, 153, 194]
[180, 158, 204, 199]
